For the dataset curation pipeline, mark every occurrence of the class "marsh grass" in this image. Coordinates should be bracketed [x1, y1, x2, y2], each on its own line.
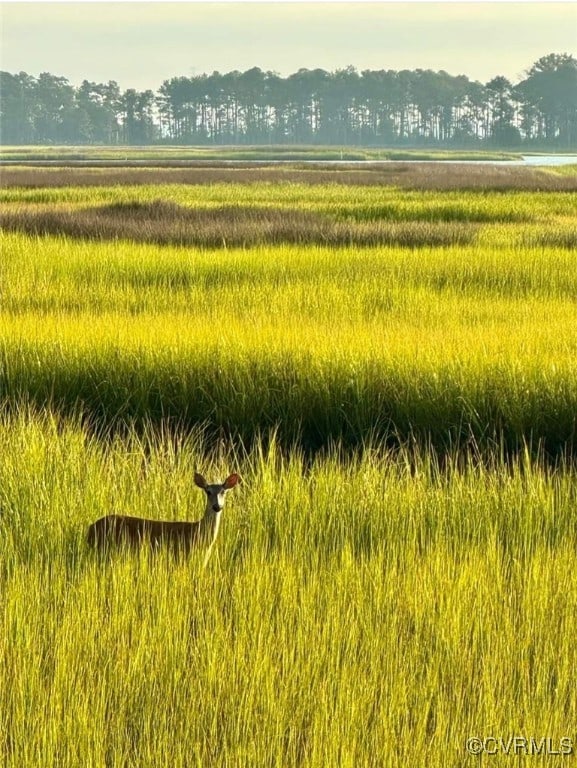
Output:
[2, 326, 577, 457]
[0, 144, 522, 163]
[3, 178, 574, 222]
[1, 168, 577, 766]
[0, 199, 479, 248]
[522, 228, 577, 250]
[1, 413, 576, 767]
[2, 162, 576, 191]
[1, 214, 577, 455]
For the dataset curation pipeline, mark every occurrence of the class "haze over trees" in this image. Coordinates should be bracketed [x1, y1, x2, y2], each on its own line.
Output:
[1, 53, 576, 148]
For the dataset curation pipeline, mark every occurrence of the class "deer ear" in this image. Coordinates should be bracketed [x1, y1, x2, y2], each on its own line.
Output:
[224, 473, 240, 489]
[194, 472, 208, 489]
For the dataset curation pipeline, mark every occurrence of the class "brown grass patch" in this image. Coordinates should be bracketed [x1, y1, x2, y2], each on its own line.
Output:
[521, 228, 577, 249]
[0, 199, 478, 248]
[1, 162, 576, 191]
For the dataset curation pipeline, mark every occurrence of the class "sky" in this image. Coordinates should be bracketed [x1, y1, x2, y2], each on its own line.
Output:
[1, 2, 576, 92]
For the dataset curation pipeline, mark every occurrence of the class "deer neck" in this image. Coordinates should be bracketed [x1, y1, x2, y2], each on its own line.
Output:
[199, 508, 222, 546]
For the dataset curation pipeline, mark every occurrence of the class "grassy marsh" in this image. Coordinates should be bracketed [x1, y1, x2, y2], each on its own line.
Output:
[1, 197, 576, 454]
[2, 161, 577, 191]
[1, 414, 576, 767]
[0, 144, 522, 163]
[1, 163, 577, 766]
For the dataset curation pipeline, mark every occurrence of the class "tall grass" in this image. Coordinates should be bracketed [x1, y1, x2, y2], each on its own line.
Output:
[2, 163, 576, 192]
[3, 179, 576, 215]
[0, 144, 522, 163]
[1, 227, 576, 454]
[1, 171, 577, 765]
[0, 199, 480, 248]
[1, 413, 576, 767]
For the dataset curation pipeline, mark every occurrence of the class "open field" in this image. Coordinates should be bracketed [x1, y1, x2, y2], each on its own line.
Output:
[2, 160, 577, 191]
[1, 413, 577, 767]
[0, 144, 522, 164]
[1, 162, 577, 765]
[1, 171, 577, 455]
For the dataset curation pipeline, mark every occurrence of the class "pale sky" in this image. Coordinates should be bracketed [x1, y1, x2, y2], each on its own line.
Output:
[1, 2, 576, 91]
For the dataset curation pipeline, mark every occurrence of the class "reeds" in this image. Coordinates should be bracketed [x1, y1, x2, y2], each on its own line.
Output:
[1, 219, 576, 456]
[2, 161, 576, 190]
[0, 199, 479, 248]
[1, 167, 577, 765]
[1, 414, 576, 766]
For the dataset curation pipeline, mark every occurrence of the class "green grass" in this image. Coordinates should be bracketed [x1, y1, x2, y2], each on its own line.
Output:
[1, 202, 577, 454]
[2, 178, 575, 217]
[1, 168, 577, 765]
[1, 413, 576, 767]
[0, 143, 522, 163]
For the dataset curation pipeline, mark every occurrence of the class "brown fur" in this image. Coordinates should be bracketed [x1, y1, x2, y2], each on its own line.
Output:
[86, 472, 240, 555]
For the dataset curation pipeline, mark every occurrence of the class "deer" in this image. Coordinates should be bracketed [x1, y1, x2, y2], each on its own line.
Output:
[87, 472, 240, 562]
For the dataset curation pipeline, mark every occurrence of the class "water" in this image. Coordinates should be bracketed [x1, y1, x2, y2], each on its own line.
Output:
[222, 155, 577, 167]
[517, 155, 577, 166]
[329, 155, 577, 167]
[1, 154, 576, 167]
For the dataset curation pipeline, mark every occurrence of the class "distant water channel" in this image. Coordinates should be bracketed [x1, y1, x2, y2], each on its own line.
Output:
[333, 155, 577, 167]
[231, 155, 577, 167]
[515, 155, 577, 166]
[2, 155, 576, 167]
[217, 155, 577, 167]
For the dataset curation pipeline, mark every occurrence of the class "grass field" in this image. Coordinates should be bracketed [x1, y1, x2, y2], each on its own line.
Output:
[2, 161, 577, 191]
[1, 160, 576, 766]
[0, 144, 522, 164]
[2, 172, 576, 454]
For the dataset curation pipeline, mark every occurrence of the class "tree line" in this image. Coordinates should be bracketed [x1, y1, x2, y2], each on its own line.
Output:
[1, 53, 576, 148]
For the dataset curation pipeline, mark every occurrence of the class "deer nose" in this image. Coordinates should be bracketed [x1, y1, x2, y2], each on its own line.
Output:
[213, 503, 222, 512]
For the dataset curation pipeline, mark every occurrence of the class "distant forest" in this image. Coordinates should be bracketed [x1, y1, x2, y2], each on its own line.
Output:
[1, 53, 576, 148]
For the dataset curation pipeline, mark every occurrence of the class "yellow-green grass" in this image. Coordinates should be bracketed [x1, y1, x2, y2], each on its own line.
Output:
[1, 219, 577, 453]
[1, 179, 576, 254]
[1, 181, 576, 455]
[2, 162, 576, 193]
[2, 180, 576, 218]
[0, 143, 522, 163]
[1, 412, 576, 767]
[1, 171, 577, 766]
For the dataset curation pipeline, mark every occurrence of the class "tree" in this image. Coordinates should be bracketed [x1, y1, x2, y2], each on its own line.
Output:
[515, 53, 577, 146]
[33, 72, 77, 143]
[2, 55, 576, 149]
[0, 71, 36, 143]
[76, 80, 121, 143]
[120, 88, 156, 144]
[485, 76, 521, 146]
